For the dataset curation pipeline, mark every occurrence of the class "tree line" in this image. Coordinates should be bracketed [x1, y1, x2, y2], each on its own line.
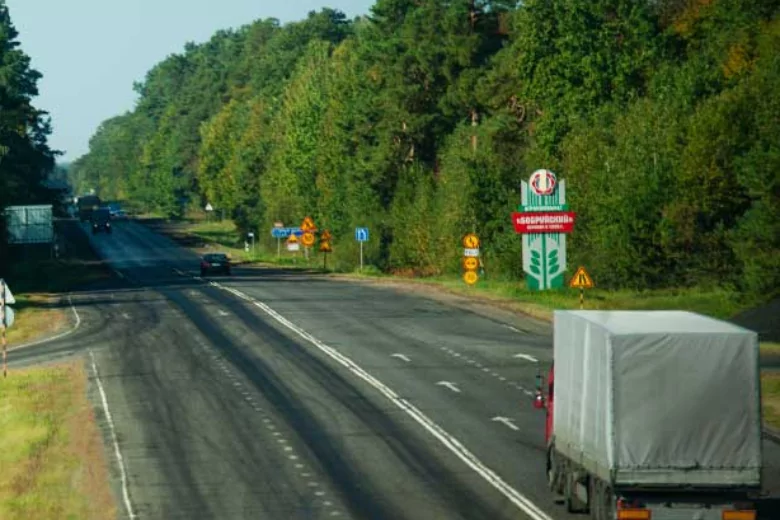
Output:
[0, 1, 58, 269]
[70, 0, 780, 296]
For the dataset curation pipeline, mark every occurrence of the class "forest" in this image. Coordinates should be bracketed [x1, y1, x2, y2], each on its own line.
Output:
[69, 0, 780, 296]
[0, 1, 57, 268]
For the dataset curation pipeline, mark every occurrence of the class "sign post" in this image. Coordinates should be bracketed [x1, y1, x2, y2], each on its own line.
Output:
[273, 222, 284, 260]
[247, 232, 255, 257]
[320, 229, 333, 271]
[355, 227, 369, 271]
[512, 169, 577, 291]
[462, 234, 481, 286]
[300, 216, 317, 262]
[569, 266, 594, 309]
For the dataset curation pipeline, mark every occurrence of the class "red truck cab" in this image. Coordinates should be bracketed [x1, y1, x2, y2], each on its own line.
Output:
[534, 363, 554, 446]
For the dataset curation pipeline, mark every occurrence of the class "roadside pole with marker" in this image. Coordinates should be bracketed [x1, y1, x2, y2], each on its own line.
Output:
[462, 233, 481, 286]
[569, 266, 594, 309]
[355, 227, 369, 272]
[319, 229, 333, 271]
[0, 279, 16, 378]
[273, 221, 284, 260]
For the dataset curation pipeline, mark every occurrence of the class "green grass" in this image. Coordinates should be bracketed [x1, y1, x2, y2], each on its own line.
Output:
[761, 342, 780, 356]
[0, 362, 116, 519]
[762, 372, 780, 431]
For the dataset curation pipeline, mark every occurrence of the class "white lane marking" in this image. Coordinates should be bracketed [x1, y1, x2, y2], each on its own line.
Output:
[513, 354, 538, 363]
[492, 416, 520, 431]
[90, 351, 137, 519]
[436, 381, 461, 393]
[11, 295, 82, 351]
[173, 268, 184, 276]
[122, 312, 131, 320]
[503, 324, 522, 333]
[391, 353, 411, 363]
[218, 309, 230, 317]
[211, 283, 552, 520]
[523, 390, 534, 397]
[114, 269, 125, 279]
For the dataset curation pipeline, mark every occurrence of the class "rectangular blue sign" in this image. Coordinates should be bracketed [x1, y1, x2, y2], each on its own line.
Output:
[271, 227, 303, 238]
[355, 227, 369, 242]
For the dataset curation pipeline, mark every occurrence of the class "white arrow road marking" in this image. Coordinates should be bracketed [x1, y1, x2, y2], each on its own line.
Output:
[391, 353, 411, 363]
[437, 381, 461, 393]
[513, 354, 538, 363]
[492, 416, 520, 431]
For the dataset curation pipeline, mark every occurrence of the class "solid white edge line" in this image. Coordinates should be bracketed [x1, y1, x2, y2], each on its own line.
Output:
[215, 282, 552, 520]
[90, 350, 136, 519]
[11, 295, 82, 351]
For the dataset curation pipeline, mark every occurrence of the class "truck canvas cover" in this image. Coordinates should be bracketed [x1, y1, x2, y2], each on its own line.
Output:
[553, 310, 761, 488]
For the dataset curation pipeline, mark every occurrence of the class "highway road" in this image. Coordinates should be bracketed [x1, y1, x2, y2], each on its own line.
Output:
[9, 219, 780, 520]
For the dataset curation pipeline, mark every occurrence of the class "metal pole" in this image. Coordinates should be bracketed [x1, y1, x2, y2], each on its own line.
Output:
[277, 237, 281, 260]
[360, 241, 364, 272]
[1, 282, 6, 378]
[580, 288, 584, 310]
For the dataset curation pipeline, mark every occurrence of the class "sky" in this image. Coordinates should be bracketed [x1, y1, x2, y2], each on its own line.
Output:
[5, 0, 376, 162]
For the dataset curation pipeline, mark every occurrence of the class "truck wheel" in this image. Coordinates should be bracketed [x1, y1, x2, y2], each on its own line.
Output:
[589, 479, 600, 519]
[600, 486, 616, 520]
[547, 449, 563, 496]
[564, 470, 588, 514]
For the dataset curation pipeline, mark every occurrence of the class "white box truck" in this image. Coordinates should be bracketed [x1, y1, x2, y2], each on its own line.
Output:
[534, 310, 762, 520]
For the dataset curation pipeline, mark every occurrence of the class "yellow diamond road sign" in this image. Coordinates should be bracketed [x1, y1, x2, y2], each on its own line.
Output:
[301, 216, 317, 233]
[569, 266, 594, 289]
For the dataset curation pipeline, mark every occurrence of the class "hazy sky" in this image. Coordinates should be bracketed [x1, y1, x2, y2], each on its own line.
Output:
[5, 0, 376, 162]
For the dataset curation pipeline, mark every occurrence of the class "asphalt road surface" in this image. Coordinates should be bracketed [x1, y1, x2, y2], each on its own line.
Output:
[9, 219, 780, 520]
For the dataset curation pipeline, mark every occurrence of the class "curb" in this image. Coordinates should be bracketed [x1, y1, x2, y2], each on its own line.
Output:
[763, 425, 780, 444]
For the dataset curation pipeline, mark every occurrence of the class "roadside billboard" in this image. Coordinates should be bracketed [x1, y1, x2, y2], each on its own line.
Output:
[4, 205, 54, 244]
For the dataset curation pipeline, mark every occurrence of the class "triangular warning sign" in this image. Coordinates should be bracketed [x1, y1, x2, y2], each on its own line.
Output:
[301, 216, 317, 233]
[287, 234, 298, 244]
[0, 279, 15, 305]
[321, 229, 332, 241]
[569, 267, 594, 289]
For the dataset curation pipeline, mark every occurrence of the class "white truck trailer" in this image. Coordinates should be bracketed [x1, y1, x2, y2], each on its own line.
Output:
[536, 310, 762, 520]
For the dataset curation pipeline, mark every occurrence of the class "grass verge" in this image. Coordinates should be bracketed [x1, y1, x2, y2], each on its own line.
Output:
[0, 361, 116, 519]
[762, 371, 780, 431]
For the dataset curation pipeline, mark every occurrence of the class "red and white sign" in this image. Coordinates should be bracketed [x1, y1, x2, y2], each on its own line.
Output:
[529, 169, 557, 196]
[512, 212, 576, 234]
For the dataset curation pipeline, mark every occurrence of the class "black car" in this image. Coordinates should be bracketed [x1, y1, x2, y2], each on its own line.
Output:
[200, 253, 231, 276]
[91, 208, 112, 234]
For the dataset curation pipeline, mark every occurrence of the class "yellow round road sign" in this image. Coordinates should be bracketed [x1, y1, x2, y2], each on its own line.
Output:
[463, 271, 479, 285]
[302, 232, 315, 247]
[463, 257, 479, 271]
[463, 233, 480, 249]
